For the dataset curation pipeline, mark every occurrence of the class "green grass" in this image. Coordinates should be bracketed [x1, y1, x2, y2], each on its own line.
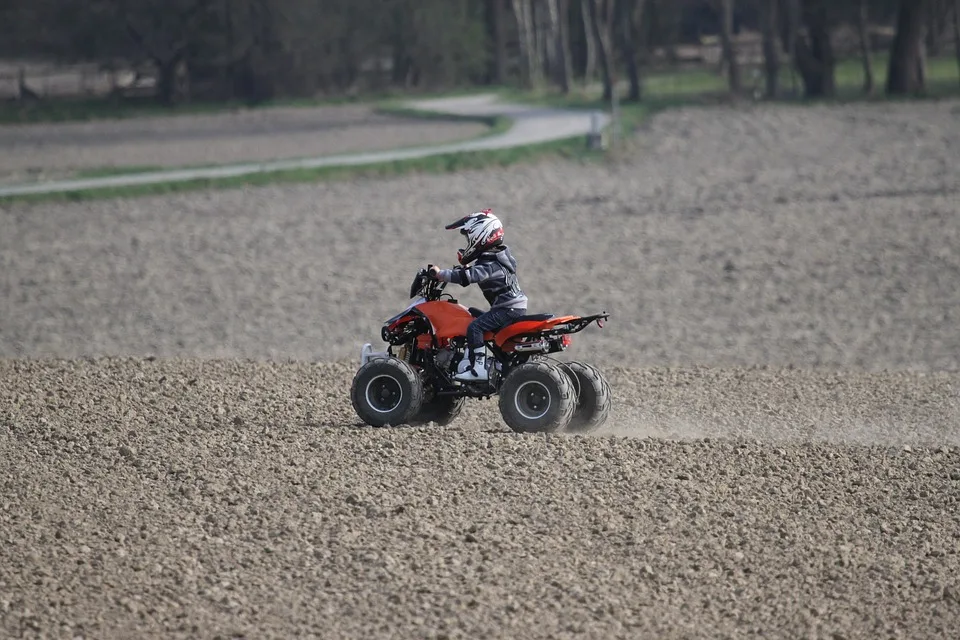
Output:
[834, 52, 959, 94]
[627, 52, 959, 99]
[501, 53, 959, 121]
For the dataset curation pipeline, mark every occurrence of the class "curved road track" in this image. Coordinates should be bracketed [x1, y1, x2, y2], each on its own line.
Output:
[0, 94, 607, 198]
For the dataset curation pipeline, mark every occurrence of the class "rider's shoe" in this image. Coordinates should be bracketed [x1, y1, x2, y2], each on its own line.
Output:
[454, 349, 488, 381]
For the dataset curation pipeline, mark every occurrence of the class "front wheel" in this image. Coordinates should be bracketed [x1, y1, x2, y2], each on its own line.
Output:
[498, 361, 576, 433]
[350, 357, 424, 427]
[561, 361, 612, 433]
[409, 393, 465, 426]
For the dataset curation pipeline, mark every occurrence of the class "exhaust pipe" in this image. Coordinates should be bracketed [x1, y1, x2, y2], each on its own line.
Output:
[513, 339, 549, 353]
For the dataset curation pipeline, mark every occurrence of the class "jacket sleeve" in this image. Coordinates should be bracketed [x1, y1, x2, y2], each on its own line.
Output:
[438, 263, 498, 287]
[437, 267, 470, 286]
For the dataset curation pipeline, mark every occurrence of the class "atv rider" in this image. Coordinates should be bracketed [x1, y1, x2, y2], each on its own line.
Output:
[428, 209, 527, 381]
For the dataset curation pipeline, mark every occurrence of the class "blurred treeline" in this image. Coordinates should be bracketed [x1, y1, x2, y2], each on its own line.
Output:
[1, 0, 956, 104]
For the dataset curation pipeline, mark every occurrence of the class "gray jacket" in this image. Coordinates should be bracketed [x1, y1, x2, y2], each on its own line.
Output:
[438, 246, 528, 311]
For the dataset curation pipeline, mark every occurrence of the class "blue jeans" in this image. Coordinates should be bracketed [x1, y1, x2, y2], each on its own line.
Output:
[467, 308, 526, 350]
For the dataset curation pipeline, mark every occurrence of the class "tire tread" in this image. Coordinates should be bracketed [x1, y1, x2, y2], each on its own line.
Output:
[350, 357, 424, 427]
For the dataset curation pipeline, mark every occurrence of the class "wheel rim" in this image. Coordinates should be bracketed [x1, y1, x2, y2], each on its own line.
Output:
[514, 380, 552, 421]
[364, 375, 403, 414]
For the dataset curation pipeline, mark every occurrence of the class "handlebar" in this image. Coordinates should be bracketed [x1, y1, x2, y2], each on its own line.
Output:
[409, 266, 449, 300]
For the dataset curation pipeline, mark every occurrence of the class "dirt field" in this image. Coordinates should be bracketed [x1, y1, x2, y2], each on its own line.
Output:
[2, 98, 960, 638]
[0, 105, 486, 184]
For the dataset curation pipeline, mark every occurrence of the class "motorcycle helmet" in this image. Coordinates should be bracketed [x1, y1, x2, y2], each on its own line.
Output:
[445, 209, 504, 265]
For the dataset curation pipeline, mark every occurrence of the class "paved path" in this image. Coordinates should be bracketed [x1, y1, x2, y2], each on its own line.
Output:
[0, 95, 608, 198]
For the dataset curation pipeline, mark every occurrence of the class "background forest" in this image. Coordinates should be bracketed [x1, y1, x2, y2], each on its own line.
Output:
[1, 0, 957, 108]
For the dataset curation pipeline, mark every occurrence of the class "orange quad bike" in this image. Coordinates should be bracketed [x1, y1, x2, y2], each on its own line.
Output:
[350, 267, 612, 434]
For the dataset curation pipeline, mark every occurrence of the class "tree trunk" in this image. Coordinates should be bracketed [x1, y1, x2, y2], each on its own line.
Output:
[494, 0, 507, 84]
[581, 0, 598, 82]
[616, 0, 643, 102]
[156, 54, 188, 105]
[780, 0, 801, 95]
[760, 0, 780, 98]
[547, 0, 572, 93]
[534, 0, 548, 84]
[886, 0, 929, 95]
[512, 0, 529, 86]
[512, 0, 542, 88]
[793, 0, 835, 98]
[717, 0, 742, 93]
[559, 0, 574, 90]
[954, 0, 960, 88]
[585, 0, 613, 100]
[857, 0, 874, 95]
[527, 0, 544, 88]
[223, 0, 234, 100]
[926, 0, 946, 55]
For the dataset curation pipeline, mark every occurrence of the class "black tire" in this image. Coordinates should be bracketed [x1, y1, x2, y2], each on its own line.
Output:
[498, 361, 576, 433]
[409, 394, 465, 426]
[350, 358, 424, 427]
[561, 361, 612, 433]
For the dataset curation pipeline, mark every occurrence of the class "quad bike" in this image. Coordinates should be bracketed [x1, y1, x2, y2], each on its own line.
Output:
[350, 267, 612, 434]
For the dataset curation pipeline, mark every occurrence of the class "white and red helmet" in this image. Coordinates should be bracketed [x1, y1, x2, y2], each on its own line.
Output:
[445, 209, 504, 265]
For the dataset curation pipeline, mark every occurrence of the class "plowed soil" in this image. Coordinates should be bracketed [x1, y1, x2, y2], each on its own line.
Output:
[2, 98, 960, 638]
[0, 105, 486, 183]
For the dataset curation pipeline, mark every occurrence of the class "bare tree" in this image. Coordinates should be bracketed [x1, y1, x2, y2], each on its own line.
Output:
[494, 0, 508, 84]
[716, 0, 742, 93]
[759, 0, 780, 98]
[781, 0, 801, 95]
[585, 0, 614, 100]
[886, 0, 929, 95]
[953, 0, 960, 87]
[546, 0, 572, 93]
[616, 0, 645, 102]
[581, 0, 598, 83]
[791, 0, 835, 98]
[121, 0, 215, 104]
[512, 0, 543, 88]
[558, 0, 574, 89]
[926, 0, 949, 55]
[534, 0, 548, 85]
[856, 0, 875, 95]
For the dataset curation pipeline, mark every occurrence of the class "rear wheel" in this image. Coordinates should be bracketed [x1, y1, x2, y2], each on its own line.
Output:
[561, 361, 612, 433]
[350, 358, 424, 427]
[498, 361, 576, 433]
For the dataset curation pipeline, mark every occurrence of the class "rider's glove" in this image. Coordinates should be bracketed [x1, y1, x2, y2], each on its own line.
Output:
[427, 265, 440, 280]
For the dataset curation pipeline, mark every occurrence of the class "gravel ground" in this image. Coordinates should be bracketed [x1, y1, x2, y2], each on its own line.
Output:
[0, 105, 486, 183]
[2, 98, 960, 638]
[1, 359, 959, 639]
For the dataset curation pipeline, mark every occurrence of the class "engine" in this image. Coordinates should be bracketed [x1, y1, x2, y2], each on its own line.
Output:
[434, 347, 457, 372]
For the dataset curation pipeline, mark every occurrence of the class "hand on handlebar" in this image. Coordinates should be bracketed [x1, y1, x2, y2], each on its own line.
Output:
[427, 264, 440, 280]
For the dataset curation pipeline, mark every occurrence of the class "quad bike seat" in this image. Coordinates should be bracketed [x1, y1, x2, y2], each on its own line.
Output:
[467, 307, 554, 325]
[505, 313, 554, 325]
